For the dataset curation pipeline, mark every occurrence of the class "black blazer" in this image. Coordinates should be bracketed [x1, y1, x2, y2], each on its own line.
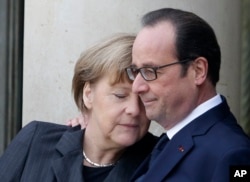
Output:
[0, 121, 158, 182]
[131, 96, 250, 182]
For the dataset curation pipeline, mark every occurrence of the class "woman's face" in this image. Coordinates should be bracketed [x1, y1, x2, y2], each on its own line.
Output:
[83, 74, 150, 148]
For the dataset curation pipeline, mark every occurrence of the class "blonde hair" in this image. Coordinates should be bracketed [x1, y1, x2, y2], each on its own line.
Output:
[72, 34, 135, 112]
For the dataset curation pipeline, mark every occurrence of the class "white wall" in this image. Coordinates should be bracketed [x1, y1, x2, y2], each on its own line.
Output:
[23, 0, 242, 135]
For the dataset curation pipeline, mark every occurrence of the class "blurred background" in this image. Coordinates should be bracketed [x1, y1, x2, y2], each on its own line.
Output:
[0, 0, 249, 155]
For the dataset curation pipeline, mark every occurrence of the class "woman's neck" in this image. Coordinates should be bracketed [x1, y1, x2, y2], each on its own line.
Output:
[83, 129, 125, 167]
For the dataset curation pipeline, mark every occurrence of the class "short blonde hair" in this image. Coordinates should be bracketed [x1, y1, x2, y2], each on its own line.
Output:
[72, 34, 135, 112]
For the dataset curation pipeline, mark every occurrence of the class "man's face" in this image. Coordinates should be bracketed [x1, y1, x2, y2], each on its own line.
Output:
[131, 22, 198, 129]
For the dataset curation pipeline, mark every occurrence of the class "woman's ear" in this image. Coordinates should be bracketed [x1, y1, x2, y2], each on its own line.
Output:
[193, 57, 208, 85]
[83, 82, 93, 109]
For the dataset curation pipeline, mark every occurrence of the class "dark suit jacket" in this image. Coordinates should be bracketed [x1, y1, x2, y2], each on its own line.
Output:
[0, 121, 158, 182]
[131, 96, 250, 182]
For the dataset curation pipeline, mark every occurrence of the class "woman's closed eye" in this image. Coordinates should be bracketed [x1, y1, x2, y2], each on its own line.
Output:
[114, 93, 127, 99]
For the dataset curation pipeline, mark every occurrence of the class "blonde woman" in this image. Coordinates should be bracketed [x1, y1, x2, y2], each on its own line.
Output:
[0, 34, 158, 182]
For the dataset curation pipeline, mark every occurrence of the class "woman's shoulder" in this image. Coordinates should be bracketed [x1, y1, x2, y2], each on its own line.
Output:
[25, 120, 82, 138]
[20, 121, 66, 136]
[26, 120, 68, 130]
[25, 120, 67, 128]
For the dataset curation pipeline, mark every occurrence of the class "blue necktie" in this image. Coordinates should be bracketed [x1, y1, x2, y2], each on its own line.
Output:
[149, 133, 169, 166]
[135, 134, 169, 182]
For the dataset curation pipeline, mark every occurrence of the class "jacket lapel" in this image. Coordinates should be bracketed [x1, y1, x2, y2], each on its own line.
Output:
[144, 131, 194, 181]
[52, 127, 85, 182]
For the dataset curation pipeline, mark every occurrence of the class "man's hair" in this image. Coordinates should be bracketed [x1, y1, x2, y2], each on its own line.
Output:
[142, 8, 221, 86]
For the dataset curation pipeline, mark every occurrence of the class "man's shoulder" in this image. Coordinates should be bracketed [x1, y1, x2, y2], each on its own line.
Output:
[212, 119, 250, 147]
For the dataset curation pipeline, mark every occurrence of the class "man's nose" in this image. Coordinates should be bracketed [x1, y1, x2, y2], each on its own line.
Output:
[132, 73, 149, 94]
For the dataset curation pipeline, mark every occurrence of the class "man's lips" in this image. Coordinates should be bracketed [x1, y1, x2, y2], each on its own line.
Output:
[141, 98, 156, 106]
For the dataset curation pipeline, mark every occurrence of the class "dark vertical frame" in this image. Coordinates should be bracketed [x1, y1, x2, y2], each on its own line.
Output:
[0, 0, 24, 155]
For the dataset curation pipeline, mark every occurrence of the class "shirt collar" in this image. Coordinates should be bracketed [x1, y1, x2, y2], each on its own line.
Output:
[166, 94, 222, 139]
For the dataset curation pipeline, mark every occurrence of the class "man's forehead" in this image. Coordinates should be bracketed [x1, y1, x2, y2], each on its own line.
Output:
[132, 25, 177, 67]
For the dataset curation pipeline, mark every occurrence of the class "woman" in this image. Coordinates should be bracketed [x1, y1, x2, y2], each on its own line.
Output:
[0, 34, 158, 182]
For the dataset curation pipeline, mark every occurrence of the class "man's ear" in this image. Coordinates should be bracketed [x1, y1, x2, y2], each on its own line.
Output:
[193, 57, 208, 85]
[83, 82, 93, 109]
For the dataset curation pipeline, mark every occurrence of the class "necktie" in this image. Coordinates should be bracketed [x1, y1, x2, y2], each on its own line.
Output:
[134, 134, 169, 182]
[149, 133, 169, 166]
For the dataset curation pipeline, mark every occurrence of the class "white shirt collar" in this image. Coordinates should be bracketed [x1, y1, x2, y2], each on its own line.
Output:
[166, 94, 222, 139]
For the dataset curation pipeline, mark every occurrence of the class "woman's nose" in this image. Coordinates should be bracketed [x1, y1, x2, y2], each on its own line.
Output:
[126, 96, 140, 116]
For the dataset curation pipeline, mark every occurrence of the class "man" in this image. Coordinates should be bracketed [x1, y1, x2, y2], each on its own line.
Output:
[126, 8, 250, 181]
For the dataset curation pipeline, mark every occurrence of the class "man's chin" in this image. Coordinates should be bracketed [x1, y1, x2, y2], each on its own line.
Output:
[145, 111, 156, 121]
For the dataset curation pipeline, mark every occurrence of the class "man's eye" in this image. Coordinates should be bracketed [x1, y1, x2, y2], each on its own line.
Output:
[143, 68, 155, 76]
[144, 68, 155, 74]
